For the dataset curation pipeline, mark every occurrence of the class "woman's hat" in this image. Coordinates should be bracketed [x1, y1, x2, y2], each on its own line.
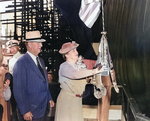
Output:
[59, 41, 79, 54]
[6, 39, 20, 48]
[23, 31, 46, 42]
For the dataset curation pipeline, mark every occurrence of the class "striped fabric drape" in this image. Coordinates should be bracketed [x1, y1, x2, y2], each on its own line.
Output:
[79, 0, 101, 28]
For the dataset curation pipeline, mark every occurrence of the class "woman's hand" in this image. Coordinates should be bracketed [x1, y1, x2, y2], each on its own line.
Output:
[92, 63, 102, 74]
[86, 76, 93, 83]
[93, 64, 109, 75]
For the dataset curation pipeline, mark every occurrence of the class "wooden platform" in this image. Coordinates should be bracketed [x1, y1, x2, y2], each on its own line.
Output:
[83, 105, 124, 121]
[48, 105, 125, 121]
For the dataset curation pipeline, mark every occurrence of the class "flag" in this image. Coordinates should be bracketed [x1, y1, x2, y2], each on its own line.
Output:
[79, 0, 101, 28]
[54, 0, 97, 60]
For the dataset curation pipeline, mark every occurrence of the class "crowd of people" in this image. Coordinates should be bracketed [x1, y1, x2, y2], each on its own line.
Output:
[0, 30, 118, 121]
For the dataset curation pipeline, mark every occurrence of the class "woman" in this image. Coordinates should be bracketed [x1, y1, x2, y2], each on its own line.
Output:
[0, 45, 11, 121]
[55, 41, 104, 121]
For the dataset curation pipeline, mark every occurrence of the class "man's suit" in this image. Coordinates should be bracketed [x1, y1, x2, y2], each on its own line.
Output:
[13, 53, 52, 120]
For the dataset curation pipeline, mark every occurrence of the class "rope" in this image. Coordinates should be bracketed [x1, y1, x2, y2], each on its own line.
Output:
[101, 0, 106, 64]
[101, 0, 105, 31]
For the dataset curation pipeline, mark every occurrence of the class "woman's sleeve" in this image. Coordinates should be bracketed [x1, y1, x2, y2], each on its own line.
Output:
[60, 63, 93, 79]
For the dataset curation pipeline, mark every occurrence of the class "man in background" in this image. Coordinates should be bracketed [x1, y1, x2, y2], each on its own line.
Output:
[6, 39, 24, 75]
[47, 71, 54, 83]
[6, 39, 24, 121]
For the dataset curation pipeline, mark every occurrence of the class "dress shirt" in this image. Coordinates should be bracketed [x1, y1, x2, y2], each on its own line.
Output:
[27, 51, 38, 66]
[9, 51, 24, 74]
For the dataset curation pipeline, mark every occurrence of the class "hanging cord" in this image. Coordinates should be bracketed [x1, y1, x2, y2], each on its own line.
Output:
[100, 0, 119, 93]
[100, 0, 107, 64]
[101, 0, 105, 31]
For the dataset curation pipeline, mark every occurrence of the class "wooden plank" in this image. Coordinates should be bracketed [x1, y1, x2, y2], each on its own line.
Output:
[82, 105, 122, 120]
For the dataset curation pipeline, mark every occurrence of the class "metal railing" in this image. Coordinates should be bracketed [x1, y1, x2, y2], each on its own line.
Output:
[121, 86, 150, 121]
[48, 83, 150, 121]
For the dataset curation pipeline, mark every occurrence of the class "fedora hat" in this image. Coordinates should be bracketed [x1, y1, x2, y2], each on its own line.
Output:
[23, 31, 46, 42]
[6, 39, 20, 48]
[59, 41, 79, 54]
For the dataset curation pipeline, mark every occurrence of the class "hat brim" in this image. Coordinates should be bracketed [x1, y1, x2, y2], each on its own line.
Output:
[22, 39, 46, 42]
[59, 44, 79, 54]
[8, 44, 18, 48]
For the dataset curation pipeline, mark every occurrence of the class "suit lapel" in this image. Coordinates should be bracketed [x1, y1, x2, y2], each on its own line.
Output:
[25, 53, 46, 82]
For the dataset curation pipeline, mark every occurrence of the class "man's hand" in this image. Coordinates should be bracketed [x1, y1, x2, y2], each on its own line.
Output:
[49, 100, 55, 108]
[4, 79, 10, 90]
[23, 111, 33, 121]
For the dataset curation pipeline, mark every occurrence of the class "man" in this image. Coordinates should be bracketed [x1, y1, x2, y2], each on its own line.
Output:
[6, 39, 24, 121]
[13, 30, 54, 121]
[47, 71, 54, 83]
[6, 39, 24, 75]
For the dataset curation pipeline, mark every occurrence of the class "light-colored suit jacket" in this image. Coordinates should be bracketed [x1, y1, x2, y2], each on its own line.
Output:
[13, 53, 52, 119]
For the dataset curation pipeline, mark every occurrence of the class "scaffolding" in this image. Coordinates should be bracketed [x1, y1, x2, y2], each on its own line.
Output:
[0, 0, 73, 73]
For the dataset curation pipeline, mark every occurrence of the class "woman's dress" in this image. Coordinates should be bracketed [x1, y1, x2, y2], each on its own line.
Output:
[55, 61, 93, 121]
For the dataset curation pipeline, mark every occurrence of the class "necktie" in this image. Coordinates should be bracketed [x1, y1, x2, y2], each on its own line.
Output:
[36, 57, 45, 79]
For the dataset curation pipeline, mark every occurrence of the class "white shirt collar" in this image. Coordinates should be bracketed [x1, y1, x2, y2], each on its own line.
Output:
[27, 51, 38, 66]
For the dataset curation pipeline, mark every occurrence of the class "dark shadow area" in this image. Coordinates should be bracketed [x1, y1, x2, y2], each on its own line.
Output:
[103, 0, 150, 118]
